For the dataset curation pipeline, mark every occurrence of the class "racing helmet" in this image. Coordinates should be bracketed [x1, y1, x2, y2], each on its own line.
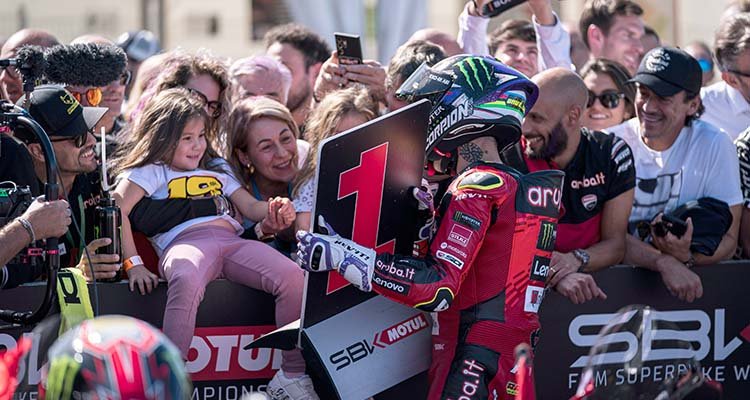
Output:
[572, 305, 722, 400]
[39, 315, 192, 399]
[395, 54, 538, 158]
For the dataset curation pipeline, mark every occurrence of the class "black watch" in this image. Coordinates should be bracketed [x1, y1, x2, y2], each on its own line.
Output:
[573, 249, 590, 272]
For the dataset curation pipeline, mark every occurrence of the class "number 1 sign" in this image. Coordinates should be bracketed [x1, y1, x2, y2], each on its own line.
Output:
[299, 100, 432, 399]
[302, 99, 431, 325]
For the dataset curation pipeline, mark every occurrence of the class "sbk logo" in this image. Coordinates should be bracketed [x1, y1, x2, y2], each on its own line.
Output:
[568, 309, 750, 368]
[186, 326, 281, 381]
[329, 314, 429, 371]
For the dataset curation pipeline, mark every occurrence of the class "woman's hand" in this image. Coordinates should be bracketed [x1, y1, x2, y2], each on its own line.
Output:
[314, 51, 347, 102]
[342, 61, 387, 103]
[260, 197, 296, 234]
[128, 264, 159, 295]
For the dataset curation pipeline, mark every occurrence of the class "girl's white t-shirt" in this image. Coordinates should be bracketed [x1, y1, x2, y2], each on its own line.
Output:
[121, 160, 244, 254]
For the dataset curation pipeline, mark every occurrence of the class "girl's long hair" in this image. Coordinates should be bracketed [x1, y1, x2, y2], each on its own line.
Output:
[112, 88, 212, 177]
[225, 97, 300, 188]
[128, 49, 230, 158]
[292, 86, 378, 197]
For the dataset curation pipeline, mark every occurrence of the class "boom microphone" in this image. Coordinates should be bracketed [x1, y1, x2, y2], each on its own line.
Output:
[12, 45, 47, 81]
[45, 43, 127, 87]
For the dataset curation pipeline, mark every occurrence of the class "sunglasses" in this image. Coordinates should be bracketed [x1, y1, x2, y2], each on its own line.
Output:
[50, 131, 90, 148]
[187, 88, 222, 118]
[587, 90, 625, 109]
[68, 87, 103, 107]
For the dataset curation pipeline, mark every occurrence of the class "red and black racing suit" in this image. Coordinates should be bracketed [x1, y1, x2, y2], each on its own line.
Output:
[374, 162, 564, 400]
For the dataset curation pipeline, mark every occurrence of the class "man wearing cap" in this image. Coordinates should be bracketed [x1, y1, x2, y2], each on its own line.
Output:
[13, 84, 121, 281]
[607, 47, 743, 302]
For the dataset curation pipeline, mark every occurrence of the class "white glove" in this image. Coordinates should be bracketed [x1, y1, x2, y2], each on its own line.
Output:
[296, 216, 376, 291]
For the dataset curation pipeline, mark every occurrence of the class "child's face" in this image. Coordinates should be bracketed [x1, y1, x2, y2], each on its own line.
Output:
[171, 117, 207, 171]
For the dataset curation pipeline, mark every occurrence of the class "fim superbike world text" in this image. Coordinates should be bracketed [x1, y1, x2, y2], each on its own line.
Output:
[565, 309, 750, 390]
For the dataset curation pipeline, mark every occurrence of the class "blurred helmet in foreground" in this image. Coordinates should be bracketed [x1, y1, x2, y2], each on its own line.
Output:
[39, 315, 191, 399]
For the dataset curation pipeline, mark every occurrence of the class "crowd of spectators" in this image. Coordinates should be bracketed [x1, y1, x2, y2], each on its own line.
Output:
[3, 0, 750, 398]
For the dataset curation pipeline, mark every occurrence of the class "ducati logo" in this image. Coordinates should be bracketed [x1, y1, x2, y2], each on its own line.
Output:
[582, 194, 598, 211]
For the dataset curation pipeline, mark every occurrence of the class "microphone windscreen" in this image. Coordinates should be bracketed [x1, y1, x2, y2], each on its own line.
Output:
[15, 45, 47, 80]
[45, 43, 127, 87]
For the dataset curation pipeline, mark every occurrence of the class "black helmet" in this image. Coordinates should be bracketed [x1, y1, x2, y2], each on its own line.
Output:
[396, 54, 538, 158]
[39, 315, 192, 399]
[571, 305, 722, 400]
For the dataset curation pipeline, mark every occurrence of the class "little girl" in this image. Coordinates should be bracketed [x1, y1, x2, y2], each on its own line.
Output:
[112, 88, 318, 399]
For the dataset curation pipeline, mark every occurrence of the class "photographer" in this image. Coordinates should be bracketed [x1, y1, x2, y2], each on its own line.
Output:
[0, 197, 71, 289]
[13, 85, 120, 282]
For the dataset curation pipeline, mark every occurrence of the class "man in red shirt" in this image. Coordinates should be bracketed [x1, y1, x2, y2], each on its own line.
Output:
[502, 68, 634, 304]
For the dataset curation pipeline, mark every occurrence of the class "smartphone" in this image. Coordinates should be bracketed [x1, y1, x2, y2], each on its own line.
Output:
[334, 32, 363, 65]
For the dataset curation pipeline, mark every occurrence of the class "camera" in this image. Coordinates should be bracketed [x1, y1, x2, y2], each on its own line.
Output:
[0, 183, 33, 228]
[652, 214, 688, 238]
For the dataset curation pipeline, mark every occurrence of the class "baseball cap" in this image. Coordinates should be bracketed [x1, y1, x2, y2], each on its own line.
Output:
[627, 47, 702, 97]
[15, 84, 107, 141]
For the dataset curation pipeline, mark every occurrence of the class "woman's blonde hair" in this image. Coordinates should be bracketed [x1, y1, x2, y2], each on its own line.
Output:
[112, 88, 212, 177]
[292, 86, 378, 197]
[225, 97, 300, 187]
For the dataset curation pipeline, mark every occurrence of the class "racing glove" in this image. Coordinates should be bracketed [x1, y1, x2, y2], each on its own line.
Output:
[296, 216, 376, 292]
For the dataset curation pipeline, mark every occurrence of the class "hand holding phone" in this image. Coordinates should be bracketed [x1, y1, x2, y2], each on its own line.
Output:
[334, 32, 363, 65]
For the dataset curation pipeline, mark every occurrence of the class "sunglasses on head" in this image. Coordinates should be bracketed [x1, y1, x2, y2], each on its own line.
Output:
[187, 88, 222, 118]
[68, 87, 103, 107]
[587, 90, 625, 109]
[50, 130, 90, 148]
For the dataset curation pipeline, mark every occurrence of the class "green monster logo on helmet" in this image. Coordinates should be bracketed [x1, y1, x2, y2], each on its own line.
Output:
[455, 57, 496, 97]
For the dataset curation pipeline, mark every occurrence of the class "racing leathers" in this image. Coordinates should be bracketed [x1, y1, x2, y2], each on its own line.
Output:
[372, 162, 563, 400]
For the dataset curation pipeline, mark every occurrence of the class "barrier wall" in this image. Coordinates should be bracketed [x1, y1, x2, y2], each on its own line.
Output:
[1, 262, 749, 399]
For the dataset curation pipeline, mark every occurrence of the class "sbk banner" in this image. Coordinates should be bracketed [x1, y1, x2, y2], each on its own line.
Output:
[535, 263, 750, 399]
[300, 99, 432, 400]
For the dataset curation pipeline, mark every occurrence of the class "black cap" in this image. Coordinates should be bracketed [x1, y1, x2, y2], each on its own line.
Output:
[15, 84, 106, 140]
[628, 47, 702, 97]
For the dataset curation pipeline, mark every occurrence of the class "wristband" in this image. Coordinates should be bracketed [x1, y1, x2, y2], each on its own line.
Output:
[123, 255, 144, 272]
[684, 254, 696, 269]
[254, 222, 274, 241]
[16, 218, 35, 244]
